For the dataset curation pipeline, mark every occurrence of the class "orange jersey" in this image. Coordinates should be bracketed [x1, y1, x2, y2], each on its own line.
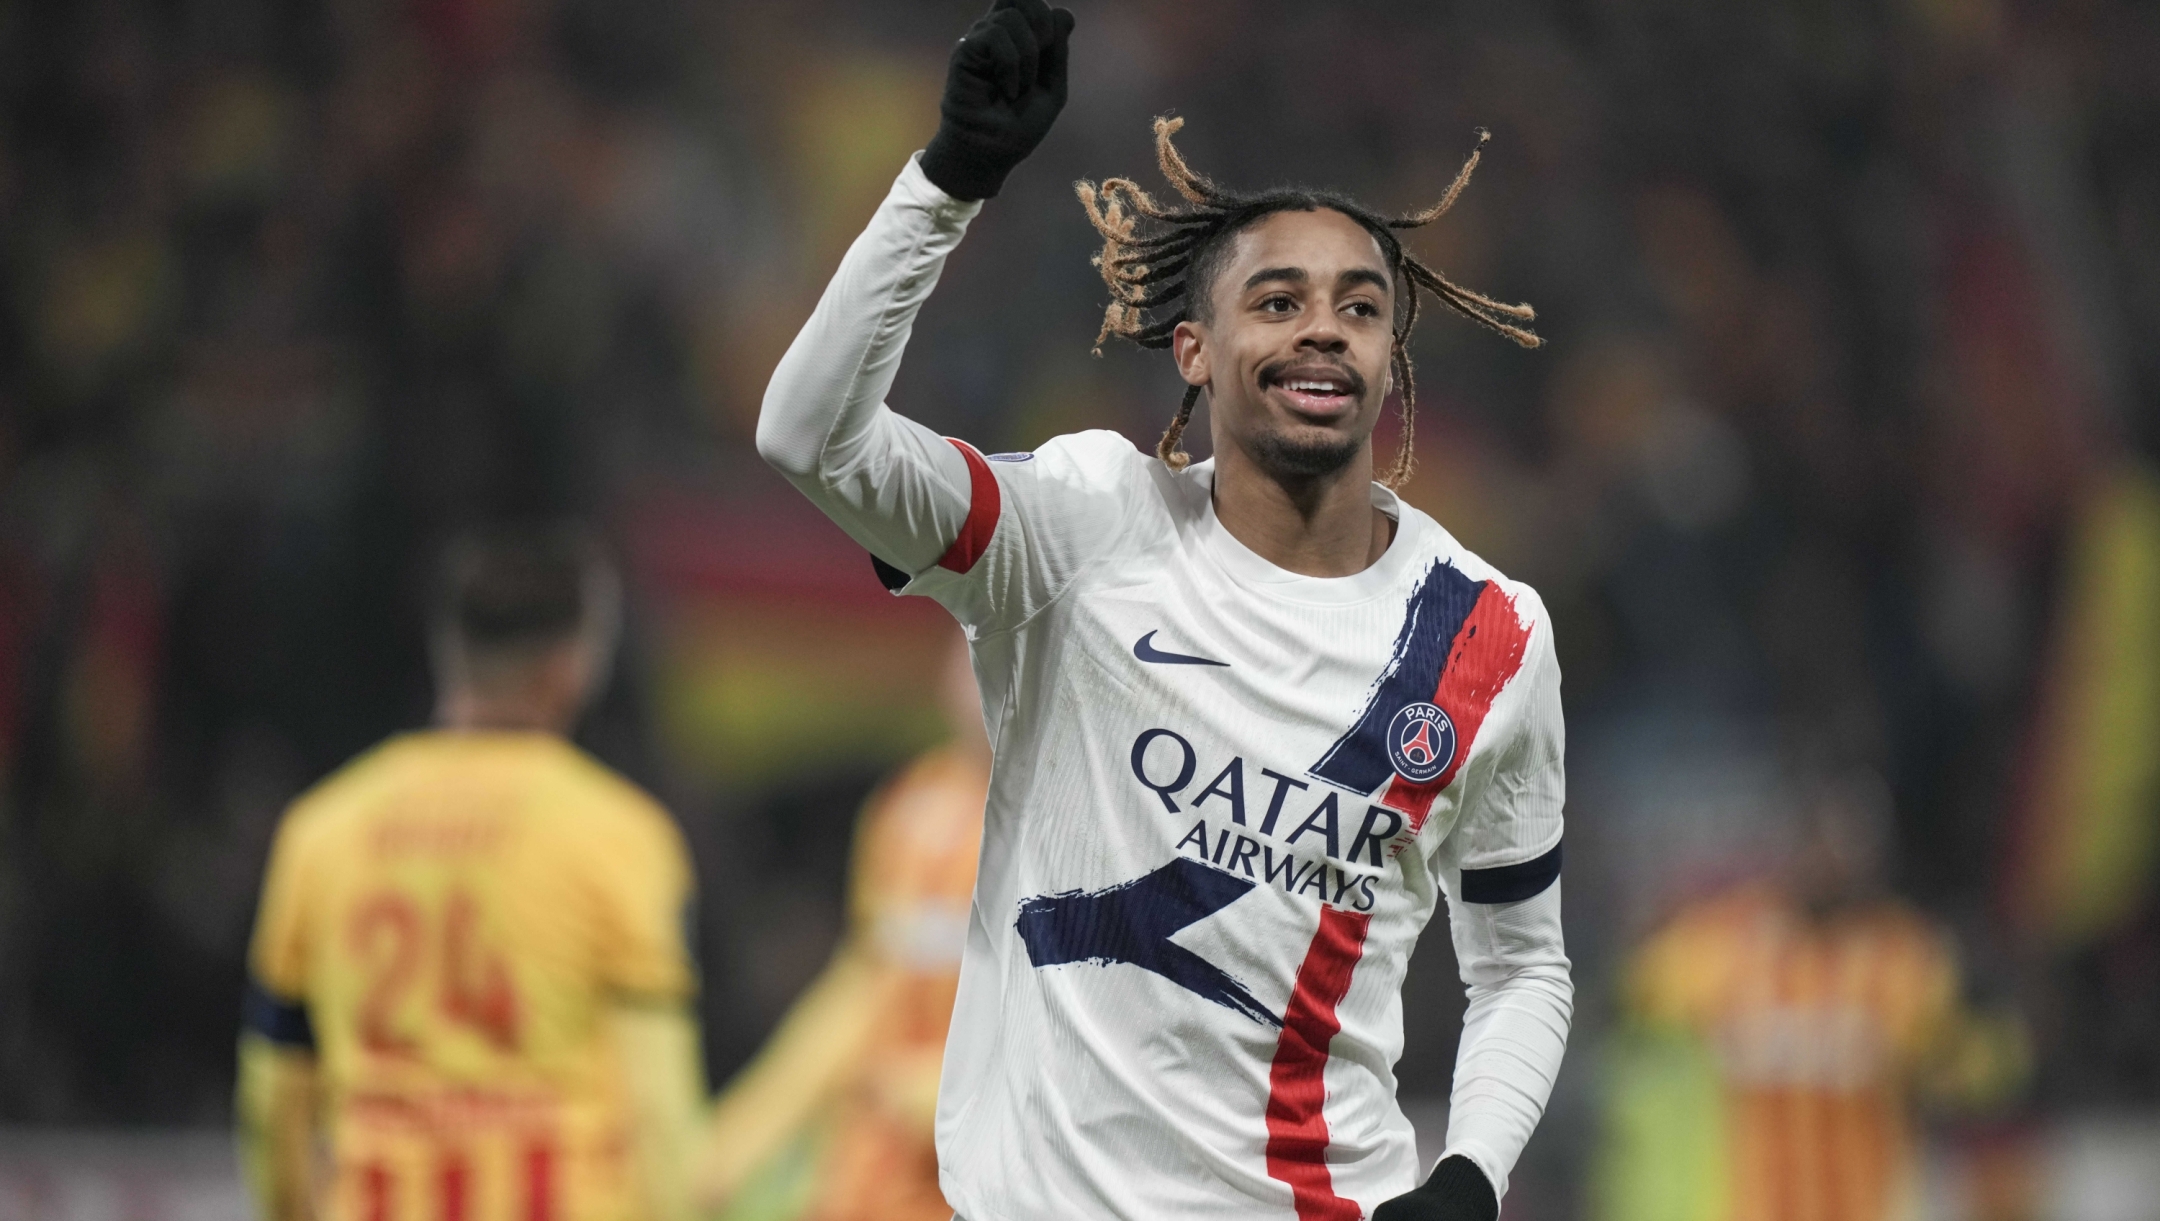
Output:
[1627, 885, 1959, 1221]
[701, 745, 985, 1221]
[806, 746, 986, 1221]
[249, 732, 696, 1221]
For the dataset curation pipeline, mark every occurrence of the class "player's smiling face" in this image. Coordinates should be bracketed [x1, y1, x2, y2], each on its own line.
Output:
[1172, 208, 1396, 480]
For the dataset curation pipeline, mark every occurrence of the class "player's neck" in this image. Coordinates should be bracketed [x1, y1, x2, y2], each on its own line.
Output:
[435, 688, 575, 736]
[1209, 442, 1395, 578]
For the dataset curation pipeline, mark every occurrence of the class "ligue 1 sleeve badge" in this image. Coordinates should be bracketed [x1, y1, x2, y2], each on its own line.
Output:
[1386, 702, 1458, 783]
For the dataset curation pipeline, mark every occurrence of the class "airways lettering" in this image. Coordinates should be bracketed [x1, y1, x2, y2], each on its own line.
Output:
[1177, 819, 1380, 914]
[1013, 728, 1402, 1028]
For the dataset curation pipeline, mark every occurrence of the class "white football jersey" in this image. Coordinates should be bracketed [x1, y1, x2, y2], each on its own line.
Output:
[758, 156, 1571, 1221]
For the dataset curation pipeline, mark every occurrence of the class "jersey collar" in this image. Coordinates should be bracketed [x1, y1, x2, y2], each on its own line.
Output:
[1183, 459, 1425, 606]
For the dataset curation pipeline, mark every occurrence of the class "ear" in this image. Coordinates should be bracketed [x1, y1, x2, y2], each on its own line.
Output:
[1171, 320, 1210, 388]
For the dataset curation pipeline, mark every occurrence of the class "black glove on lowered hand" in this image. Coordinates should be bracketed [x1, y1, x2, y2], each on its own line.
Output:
[1371, 1155, 1500, 1221]
[919, 0, 1075, 200]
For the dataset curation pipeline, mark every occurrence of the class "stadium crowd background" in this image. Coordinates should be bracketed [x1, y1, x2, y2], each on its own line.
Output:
[1, 0, 2157, 1216]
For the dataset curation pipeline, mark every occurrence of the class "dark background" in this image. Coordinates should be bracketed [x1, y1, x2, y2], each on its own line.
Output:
[2, 0, 2157, 1213]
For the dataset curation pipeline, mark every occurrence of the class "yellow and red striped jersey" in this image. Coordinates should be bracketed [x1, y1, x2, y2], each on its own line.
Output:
[1625, 884, 1959, 1221]
[249, 731, 696, 1221]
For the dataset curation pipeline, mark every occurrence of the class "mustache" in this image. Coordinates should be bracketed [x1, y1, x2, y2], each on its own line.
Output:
[1258, 357, 1367, 398]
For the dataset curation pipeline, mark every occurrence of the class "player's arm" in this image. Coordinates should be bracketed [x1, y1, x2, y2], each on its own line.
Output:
[590, 802, 711, 1221]
[693, 946, 883, 1211]
[612, 1000, 707, 1221]
[236, 1019, 319, 1221]
[1396, 884, 1571, 1221]
[1379, 613, 1573, 1221]
[237, 814, 325, 1221]
[754, 0, 1073, 576]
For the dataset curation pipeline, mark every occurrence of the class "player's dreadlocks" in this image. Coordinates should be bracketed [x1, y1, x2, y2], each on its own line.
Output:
[1077, 117, 1542, 487]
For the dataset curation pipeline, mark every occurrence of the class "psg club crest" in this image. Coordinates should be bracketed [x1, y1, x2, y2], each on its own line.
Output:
[1386, 702, 1457, 784]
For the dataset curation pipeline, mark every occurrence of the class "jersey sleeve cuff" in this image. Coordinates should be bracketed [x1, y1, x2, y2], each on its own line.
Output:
[1437, 1141, 1508, 1205]
[901, 152, 987, 222]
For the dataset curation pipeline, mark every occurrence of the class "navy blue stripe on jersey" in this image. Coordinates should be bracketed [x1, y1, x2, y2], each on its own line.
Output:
[1016, 856, 1281, 1028]
[243, 977, 316, 1050]
[1310, 560, 1486, 796]
[1459, 841, 1562, 903]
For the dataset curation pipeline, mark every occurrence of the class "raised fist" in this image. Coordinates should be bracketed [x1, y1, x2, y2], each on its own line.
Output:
[919, 0, 1076, 201]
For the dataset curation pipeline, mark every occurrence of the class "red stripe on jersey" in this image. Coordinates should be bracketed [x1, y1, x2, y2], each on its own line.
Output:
[361, 1162, 392, 1221]
[439, 1151, 469, 1221]
[525, 1140, 555, 1221]
[1264, 906, 1373, 1221]
[1379, 582, 1532, 831]
[936, 439, 1001, 574]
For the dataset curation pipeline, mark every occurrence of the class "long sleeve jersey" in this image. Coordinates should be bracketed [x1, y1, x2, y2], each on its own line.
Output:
[757, 154, 1573, 1221]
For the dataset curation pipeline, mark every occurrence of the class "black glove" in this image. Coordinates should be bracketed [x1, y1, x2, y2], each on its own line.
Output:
[919, 0, 1075, 201]
[1371, 1156, 1499, 1221]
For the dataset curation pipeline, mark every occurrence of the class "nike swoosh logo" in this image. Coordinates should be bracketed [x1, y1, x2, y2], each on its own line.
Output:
[1133, 630, 1230, 667]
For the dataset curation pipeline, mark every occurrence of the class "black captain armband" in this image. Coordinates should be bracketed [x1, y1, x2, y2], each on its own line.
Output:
[1459, 840, 1562, 904]
[243, 977, 317, 1051]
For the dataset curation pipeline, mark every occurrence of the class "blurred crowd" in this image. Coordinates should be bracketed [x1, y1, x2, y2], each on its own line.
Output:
[2, 0, 2158, 1214]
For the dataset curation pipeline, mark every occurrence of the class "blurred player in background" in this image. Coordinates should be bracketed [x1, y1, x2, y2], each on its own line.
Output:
[236, 526, 706, 1221]
[1594, 776, 2026, 1221]
[694, 630, 986, 1221]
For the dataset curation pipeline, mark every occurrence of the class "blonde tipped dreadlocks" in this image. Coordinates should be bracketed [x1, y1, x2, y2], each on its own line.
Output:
[1075, 117, 1541, 487]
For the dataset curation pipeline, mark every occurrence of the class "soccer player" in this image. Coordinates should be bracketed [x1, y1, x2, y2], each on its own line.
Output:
[236, 527, 705, 1221]
[756, 4, 1570, 1219]
[1597, 780, 2025, 1221]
